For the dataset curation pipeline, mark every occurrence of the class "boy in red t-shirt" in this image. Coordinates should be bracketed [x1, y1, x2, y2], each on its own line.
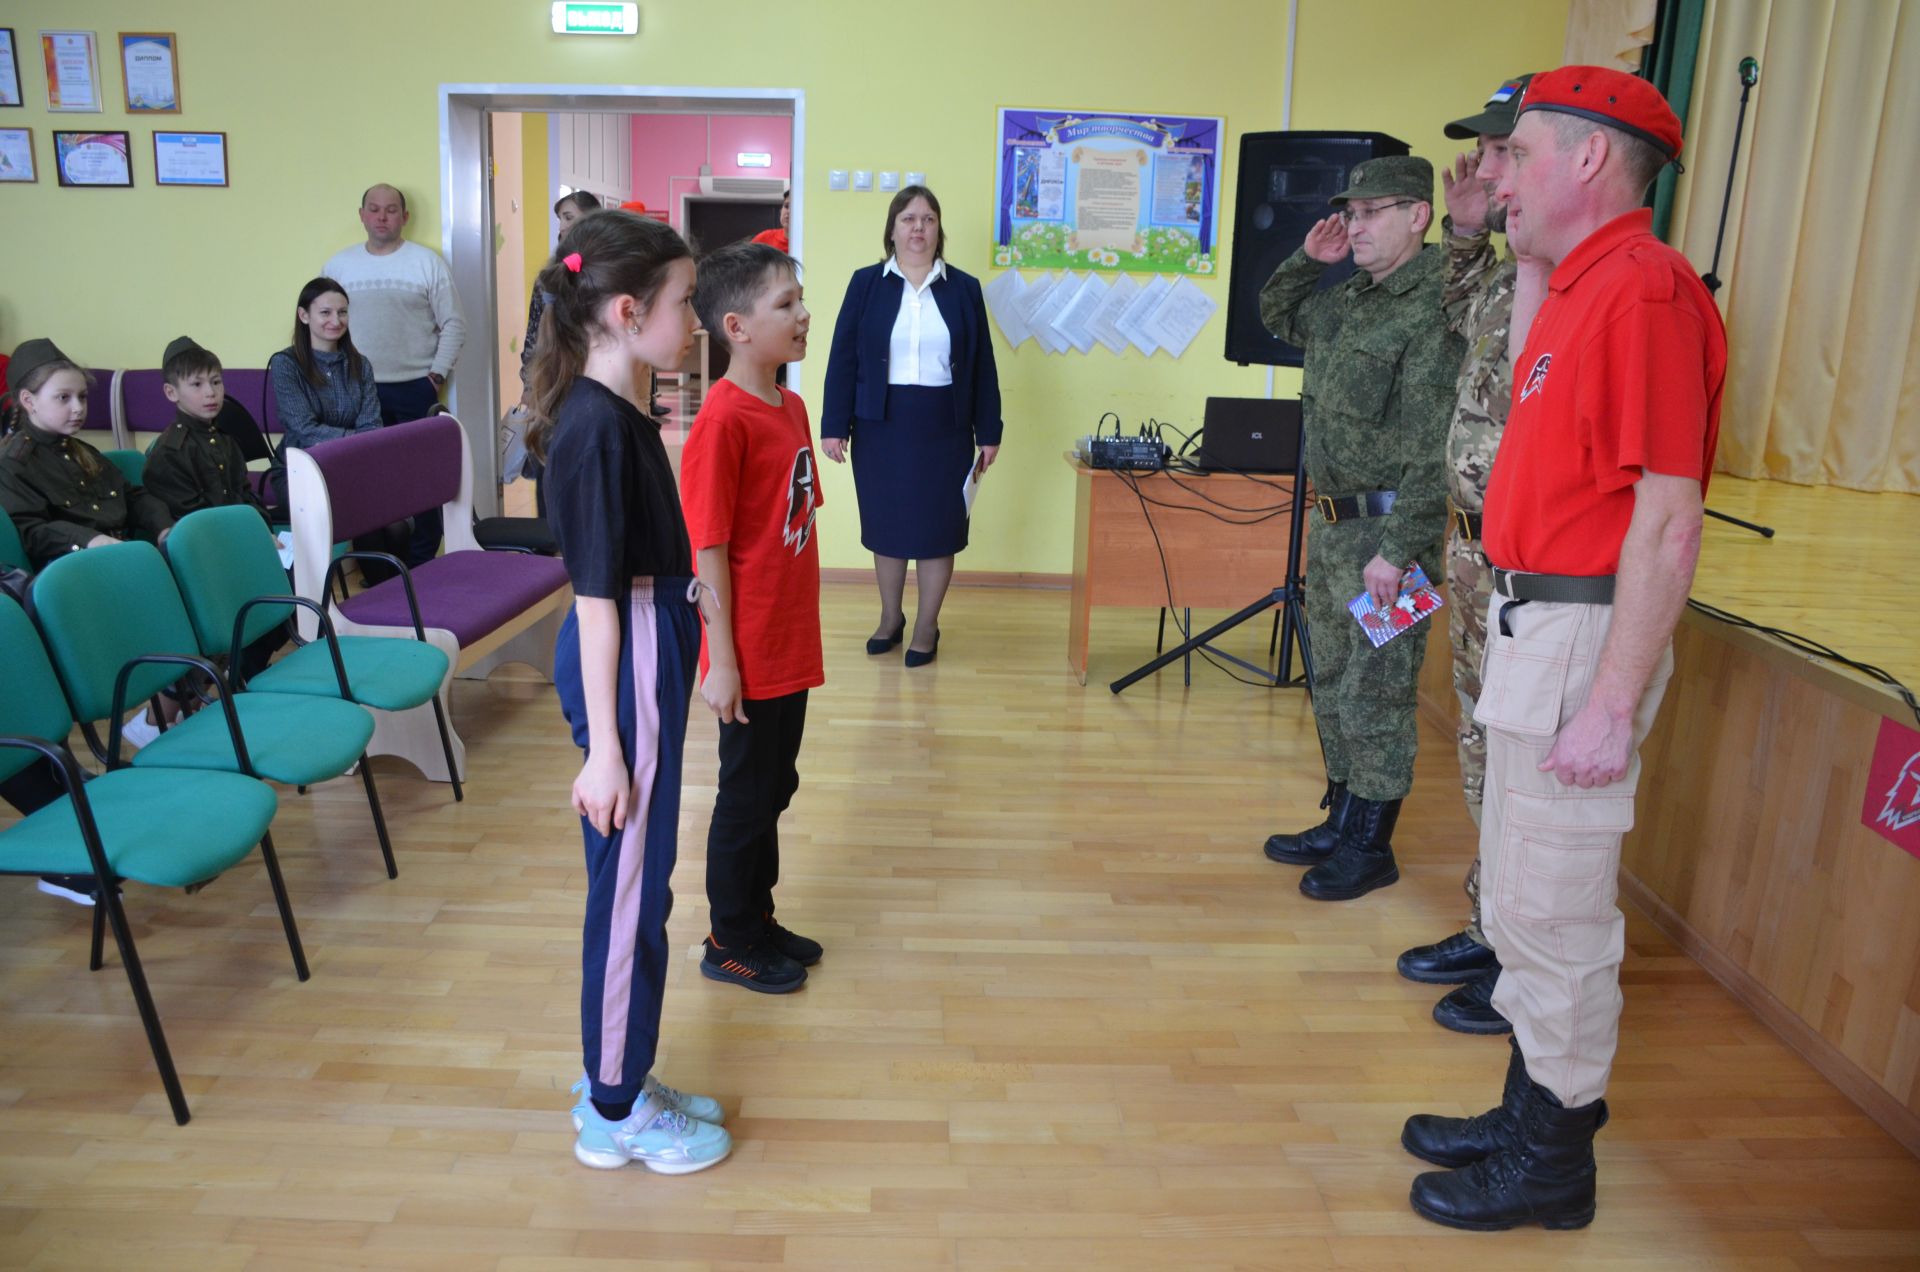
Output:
[683, 242, 824, 994]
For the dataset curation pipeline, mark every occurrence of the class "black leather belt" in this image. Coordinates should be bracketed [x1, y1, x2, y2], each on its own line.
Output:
[1450, 504, 1483, 541]
[1492, 568, 1615, 605]
[1315, 490, 1396, 523]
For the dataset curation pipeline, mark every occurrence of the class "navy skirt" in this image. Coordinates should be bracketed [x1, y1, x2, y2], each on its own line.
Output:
[849, 384, 972, 558]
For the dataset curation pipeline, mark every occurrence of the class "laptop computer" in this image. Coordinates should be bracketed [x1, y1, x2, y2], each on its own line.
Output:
[1192, 397, 1302, 474]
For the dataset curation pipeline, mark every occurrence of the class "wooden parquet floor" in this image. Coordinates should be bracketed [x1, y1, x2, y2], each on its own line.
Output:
[3, 582, 1918, 1270]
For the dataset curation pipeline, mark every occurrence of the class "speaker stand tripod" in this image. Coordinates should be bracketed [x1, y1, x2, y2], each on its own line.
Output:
[1110, 425, 1315, 695]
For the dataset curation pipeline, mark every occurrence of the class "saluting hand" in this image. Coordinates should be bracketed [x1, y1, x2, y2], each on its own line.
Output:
[1302, 216, 1350, 264]
[1442, 152, 1489, 236]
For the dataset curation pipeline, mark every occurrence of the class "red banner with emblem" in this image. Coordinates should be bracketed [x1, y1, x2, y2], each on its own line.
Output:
[1861, 717, 1920, 860]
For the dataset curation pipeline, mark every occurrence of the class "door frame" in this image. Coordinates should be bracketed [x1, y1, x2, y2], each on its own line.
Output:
[438, 83, 804, 514]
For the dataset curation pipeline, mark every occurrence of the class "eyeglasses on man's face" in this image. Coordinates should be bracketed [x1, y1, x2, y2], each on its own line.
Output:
[1339, 199, 1417, 226]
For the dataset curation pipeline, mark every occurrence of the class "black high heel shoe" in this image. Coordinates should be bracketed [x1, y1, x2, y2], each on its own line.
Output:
[865, 621, 906, 655]
[903, 630, 940, 668]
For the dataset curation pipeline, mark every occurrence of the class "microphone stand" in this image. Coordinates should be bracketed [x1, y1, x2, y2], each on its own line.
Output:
[1700, 55, 1774, 539]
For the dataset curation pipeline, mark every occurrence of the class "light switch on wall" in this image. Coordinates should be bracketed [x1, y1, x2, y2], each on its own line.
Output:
[905, 171, 926, 187]
[877, 171, 899, 192]
[852, 170, 873, 192]
[828, 169, 849, 191]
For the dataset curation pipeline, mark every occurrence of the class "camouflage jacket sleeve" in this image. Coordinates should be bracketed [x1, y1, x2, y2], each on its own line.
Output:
[1375, 317, 1466, 573]
[1258, 248, 1333, 348]
[1442, 218, 1498, 336]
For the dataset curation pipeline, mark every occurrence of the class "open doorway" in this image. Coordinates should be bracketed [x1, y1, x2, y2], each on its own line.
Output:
[438, 84, 804, 517]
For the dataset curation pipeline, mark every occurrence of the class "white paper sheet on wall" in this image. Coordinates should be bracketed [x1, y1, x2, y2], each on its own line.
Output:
[1051, 273, 1109, 354]
[1142, 276, 1219, 360]
[1027, 271, 1080, 354]
[982, 269, 1032, 347]
[1007, 270, 1058, 337]
[1116, 275, 1174, 357]
[1086, 273, 1138, 354]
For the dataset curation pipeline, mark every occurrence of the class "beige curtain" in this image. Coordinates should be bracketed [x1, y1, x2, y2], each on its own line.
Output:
[1668, 0, 1920, 492]
[1565, 0, 1660, 69]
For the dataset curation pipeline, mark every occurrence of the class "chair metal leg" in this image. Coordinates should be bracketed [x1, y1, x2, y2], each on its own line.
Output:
[89, 892, 107, 970]
[1156, 607, 1167, 655]
[357, 755, 398, 879]
[255, 831, 309, 981]
[98, 887, 192, 1125]
[429, 696, 464, 803]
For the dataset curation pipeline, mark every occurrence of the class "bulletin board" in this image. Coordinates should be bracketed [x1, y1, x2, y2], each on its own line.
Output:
[992, 107, 1223, 277]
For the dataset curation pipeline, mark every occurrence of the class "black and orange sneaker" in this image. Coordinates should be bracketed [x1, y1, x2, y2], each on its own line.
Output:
[764, 914, 822, 967]
[700, 935, 806, 994]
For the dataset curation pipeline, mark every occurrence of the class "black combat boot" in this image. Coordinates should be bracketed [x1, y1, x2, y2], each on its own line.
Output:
[1263, 779, 1351, 864]
[1298, 795, 1399, 900]
[1396, 930, 1498, 984]
[1401, 1036, 1528, 1168]
[1433, 967, 1512, 1035]
[1409, 1072, 1610, 1231]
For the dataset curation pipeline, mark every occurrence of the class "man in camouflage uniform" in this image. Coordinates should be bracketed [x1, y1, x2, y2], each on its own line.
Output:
[1258, 156, 1465, 902]
[1395, 76, 1538, 1036]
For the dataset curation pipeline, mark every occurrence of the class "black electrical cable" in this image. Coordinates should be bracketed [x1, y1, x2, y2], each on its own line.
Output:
[1685, 599, 1920, 730]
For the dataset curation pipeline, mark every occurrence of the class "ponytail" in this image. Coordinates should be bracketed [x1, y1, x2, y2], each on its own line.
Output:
[526, 209, 692, 462]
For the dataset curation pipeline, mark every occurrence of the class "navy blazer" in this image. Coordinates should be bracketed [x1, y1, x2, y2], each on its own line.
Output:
[819, 262, 1003, 446]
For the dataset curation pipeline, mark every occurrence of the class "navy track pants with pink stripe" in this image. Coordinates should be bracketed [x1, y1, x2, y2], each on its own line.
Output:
[554, 578, 698, 1107]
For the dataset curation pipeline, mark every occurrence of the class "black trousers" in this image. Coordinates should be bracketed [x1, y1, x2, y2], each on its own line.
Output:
[376, 376, 446, 567]
[706, 689, 807, 949]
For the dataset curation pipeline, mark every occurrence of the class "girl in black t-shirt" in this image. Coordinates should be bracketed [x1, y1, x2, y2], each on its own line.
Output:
[526, 209, 732, 1176]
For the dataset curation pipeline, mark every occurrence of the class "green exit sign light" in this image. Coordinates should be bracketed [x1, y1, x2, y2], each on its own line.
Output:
[552, 2, 639, 35]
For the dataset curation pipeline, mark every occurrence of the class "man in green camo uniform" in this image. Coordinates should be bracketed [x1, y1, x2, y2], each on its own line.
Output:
[1394, 75, 1538, 1036]
[1258, 156, 1464, 902]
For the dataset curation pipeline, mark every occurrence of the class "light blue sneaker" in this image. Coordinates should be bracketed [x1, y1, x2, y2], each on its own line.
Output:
[573, 1095, 731, 1174]
[570, 1072, 725, 1129]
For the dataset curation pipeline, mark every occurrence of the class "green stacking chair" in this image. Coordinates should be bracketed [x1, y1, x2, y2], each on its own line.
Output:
[102, 448, 147, 487]
[1, 511, 27, 575]
[29, 541, 401, 878]
[164, 506, 462, 802]
[0, 594, 306, 1126]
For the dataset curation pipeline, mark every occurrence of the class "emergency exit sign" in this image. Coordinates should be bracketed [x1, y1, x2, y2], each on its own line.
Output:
[552, 2, 638, 35]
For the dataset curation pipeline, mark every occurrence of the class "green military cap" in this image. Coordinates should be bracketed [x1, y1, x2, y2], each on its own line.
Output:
[162, 335, 205, 367]
[7, 338, 74, 394]
[1330, 155, 1434, 206]
[1445, 73, 1535, 140]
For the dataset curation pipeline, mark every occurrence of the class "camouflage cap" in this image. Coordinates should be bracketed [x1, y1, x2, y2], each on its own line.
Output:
[1330, 155, 1434, 206]
[1444, 73, 1535, 140]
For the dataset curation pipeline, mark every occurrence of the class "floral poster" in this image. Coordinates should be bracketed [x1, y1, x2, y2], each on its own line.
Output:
[993, 108, 1222, 276]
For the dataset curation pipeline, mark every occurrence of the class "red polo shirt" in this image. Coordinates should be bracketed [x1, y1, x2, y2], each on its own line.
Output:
[1483, 209, 1726, 576]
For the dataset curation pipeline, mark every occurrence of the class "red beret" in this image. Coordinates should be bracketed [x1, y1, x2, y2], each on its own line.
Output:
[1518, 65, 1683, 161]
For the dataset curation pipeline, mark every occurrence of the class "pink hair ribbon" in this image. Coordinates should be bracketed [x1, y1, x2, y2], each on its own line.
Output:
[563, 252, 583, 273]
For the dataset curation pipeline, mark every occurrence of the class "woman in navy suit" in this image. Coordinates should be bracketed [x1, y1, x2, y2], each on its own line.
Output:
[820, 186, 1003, 667]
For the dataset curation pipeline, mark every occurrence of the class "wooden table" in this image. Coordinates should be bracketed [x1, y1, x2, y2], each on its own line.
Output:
[1066, 454, 1302, 684]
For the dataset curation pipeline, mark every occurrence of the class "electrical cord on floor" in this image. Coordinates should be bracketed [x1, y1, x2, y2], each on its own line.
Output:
[1115, 468, 1291, 689]
[1685, 598, 1920, 730]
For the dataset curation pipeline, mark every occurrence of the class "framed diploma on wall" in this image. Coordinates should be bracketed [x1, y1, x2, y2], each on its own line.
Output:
[39, 30, 102, 113]
[52, 130, 131, 187]
[0, 128, 35, 182]
[0, 29, 24, 108]
[120, 32, 180, 113]
[153, 130, 227, 187]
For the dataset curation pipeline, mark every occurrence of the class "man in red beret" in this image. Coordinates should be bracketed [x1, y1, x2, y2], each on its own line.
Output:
[1400, 65, 1727, 1231]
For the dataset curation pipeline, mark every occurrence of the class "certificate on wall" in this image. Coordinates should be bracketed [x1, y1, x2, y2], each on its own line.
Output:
[120, 33, 180, 113]
[39, 30, 101, 113]
[53, 130, 131, 187]
[994, 108, 1224, 277]
[0, 29, 24, 108]
[154, 131, 227, 187]
[0, 128, 35, 182]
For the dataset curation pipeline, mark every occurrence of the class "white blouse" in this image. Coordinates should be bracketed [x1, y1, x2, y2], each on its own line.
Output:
[883, 256, 954, 387]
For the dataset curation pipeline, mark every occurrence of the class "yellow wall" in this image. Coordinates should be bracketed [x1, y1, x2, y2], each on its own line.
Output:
[2, 0, 1567, 574]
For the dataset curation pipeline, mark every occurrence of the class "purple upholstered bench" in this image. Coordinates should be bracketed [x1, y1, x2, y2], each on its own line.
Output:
[285, 415, 572, 784]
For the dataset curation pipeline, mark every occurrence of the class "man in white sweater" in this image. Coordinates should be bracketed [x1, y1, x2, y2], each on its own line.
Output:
[324, 182, 467, 561]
